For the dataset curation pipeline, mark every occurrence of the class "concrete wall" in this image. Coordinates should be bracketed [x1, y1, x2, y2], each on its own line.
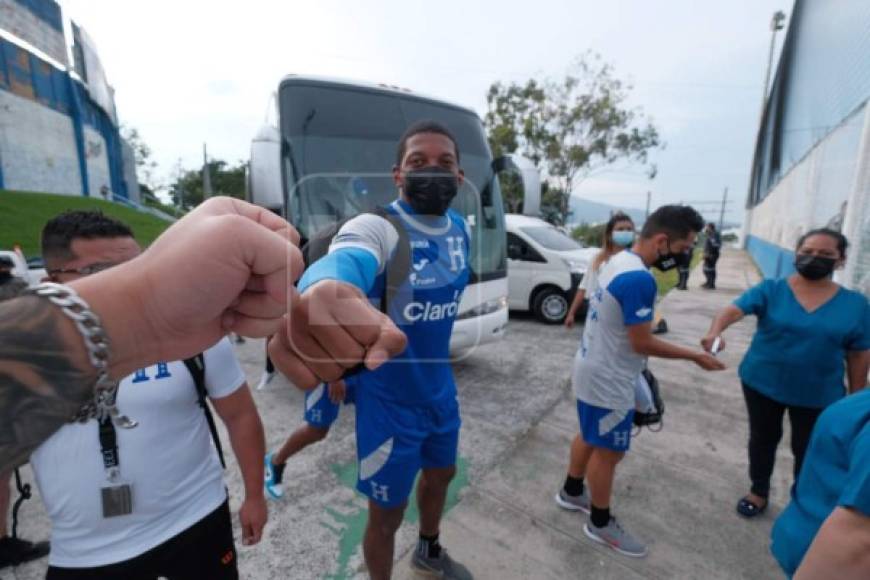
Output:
[83, 125, 110, 198]
[0, 0, 66, 66]
[840, 109, 870, 295]
[745, 103, 869, 291]
[0, 87, 80, 194]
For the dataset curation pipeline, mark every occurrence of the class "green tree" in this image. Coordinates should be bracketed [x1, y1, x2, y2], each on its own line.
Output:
[571, 222, 606, 247]
[540, 182, 570, 226]
[121, 125, 158, 192]
[485, 52, 662, 224]
[169, 159, 247, 210]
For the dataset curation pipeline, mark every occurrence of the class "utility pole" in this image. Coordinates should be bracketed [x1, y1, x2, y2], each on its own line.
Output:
[759, 11, 787, 125]
[719, 187, 729, 232]
[202, 143, 213, 199]
[645, 191, 651, 219]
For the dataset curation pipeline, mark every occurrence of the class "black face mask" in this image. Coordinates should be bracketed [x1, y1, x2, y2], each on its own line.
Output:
[795, 254, 836, 280]
[403, 166, 459, 216]
[652, 240, 678, 271]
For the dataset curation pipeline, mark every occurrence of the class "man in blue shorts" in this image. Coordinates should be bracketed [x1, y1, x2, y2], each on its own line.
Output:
[555, 205, 724, 558]
[264, 380, 349, 499]
[284, 120, 472, 579]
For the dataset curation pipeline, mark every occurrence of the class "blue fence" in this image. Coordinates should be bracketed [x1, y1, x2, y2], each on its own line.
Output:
[746, 235, 796, 280]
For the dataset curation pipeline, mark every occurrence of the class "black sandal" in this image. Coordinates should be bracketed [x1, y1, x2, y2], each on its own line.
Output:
[736, 496, 767, 518]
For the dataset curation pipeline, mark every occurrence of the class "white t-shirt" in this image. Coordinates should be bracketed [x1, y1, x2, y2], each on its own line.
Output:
[30, 337, 245, 567]
[580, 258, 602, 295]
[573, 251, 657, 410]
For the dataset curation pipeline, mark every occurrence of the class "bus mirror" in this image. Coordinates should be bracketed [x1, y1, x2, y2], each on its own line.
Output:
[492, 155, 541, 217]
[509, 155, 541, 217]
[491, 155, 515, 174]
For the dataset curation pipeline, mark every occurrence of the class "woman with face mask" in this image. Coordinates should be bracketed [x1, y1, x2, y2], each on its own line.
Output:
[565, 213, 635, 329]
[701, 229, 870, 518]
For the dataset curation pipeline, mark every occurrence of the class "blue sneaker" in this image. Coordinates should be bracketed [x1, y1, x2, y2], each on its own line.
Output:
[264, 452, 285, 500]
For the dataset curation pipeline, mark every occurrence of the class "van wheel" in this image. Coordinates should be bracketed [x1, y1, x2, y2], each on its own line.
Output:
[532, 288, 568, 324]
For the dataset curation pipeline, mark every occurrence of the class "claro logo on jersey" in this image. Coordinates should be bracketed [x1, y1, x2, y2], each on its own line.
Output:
[403, 291, 461, 322]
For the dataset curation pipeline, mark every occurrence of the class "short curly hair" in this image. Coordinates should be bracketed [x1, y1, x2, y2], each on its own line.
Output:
[395, 120, 460, 166]
[41, 210, 135, 263]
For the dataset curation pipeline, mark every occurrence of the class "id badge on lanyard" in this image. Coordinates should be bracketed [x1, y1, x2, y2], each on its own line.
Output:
[99, 416, 134, 518]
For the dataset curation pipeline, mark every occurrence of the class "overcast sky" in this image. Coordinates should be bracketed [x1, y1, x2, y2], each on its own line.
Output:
[60, 0, 792, 223]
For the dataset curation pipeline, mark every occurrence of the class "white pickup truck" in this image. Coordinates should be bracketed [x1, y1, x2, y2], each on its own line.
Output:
[0, 250, 45, 285]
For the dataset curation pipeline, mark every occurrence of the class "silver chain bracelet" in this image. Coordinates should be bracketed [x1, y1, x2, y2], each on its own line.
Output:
[28, 283, 138, 429]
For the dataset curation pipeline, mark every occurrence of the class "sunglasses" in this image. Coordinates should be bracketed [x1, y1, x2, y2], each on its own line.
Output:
[47, 262, 119, 276]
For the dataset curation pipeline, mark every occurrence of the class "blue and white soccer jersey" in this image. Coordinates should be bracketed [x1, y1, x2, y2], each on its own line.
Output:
[298, 199, 471, 506]
[573, 250, 657, 451]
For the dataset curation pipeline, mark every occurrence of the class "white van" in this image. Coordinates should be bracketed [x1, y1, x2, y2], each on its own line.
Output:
[506, 214, 598, 323]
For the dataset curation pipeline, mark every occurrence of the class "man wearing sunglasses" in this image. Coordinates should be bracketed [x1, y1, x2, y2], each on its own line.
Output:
[32, 210, 267, 579]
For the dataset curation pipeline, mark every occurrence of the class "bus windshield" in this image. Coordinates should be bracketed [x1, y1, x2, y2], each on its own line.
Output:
[279, 81, 506, 282]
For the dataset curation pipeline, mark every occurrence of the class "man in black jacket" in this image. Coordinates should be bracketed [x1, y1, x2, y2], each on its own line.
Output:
[0, 256, 50, 570]
[702, 223, 722, 289]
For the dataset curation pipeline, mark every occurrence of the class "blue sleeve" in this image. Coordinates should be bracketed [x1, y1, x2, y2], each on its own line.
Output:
[298, 247, 379, 295]
[845, 297, 870, 351]
[734, 280, 770, 317]
[606, 270, 657, 326]
[839, 423, 870, 516]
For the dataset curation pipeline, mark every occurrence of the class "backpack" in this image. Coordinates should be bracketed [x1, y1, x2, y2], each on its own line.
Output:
[633, 367, 665, 432]
[301, 206, 411, 316]
[182, 354, 227, 468]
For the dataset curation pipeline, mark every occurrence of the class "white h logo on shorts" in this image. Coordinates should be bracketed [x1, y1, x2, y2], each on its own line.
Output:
[612, 430, 630, 448]
[309, 409, 322, 423]
[370, 481, 390, 503]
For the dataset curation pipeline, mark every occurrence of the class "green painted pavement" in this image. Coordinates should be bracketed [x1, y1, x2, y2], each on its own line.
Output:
[323, 457, 470, 579]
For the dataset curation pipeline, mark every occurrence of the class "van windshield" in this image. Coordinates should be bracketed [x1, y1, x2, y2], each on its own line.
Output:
[520, 226, 584, 251]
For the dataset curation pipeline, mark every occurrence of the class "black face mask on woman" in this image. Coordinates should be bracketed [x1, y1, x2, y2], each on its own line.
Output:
[403, 166, 459, 216]
[795, 254, 837, 280]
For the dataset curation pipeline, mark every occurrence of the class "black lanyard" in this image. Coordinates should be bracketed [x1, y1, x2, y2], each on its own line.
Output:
[98, 416, 120, 474]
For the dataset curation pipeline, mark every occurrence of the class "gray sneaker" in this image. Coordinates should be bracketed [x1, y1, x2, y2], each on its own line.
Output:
[411, 548, 473, 579]
[583, 517, 648, 558]
[554, 488, 590, 514]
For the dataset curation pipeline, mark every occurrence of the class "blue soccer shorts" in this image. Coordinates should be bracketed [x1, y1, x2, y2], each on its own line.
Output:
[354, 391, 461, 508]
[577, 400, 635, 452]
[303, 383, 348, 429]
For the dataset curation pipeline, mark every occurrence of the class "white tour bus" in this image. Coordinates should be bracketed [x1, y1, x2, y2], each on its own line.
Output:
[248, 75, 540, 351]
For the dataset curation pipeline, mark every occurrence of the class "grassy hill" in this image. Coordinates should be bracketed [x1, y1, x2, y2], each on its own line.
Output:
[0, 190, 173, 258]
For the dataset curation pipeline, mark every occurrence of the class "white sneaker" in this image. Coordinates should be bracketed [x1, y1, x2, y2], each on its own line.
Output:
[256, 371, 275, 391]
[583, 516, 648, 558]
[554, 488, 591, 514]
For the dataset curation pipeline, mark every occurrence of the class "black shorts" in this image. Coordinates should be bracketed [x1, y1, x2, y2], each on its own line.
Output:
[46, 499, 238, 580]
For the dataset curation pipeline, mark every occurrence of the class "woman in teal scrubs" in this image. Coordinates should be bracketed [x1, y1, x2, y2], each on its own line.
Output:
[702, 228, 870, 517]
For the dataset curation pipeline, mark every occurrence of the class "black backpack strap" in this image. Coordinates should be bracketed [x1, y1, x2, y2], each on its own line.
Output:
[10, 467, 31, 539]
[371, 206, 411, 314]
[183, 354, 226, 469]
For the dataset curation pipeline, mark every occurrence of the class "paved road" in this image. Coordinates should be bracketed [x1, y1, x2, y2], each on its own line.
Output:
[235, 312, 582, 579]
